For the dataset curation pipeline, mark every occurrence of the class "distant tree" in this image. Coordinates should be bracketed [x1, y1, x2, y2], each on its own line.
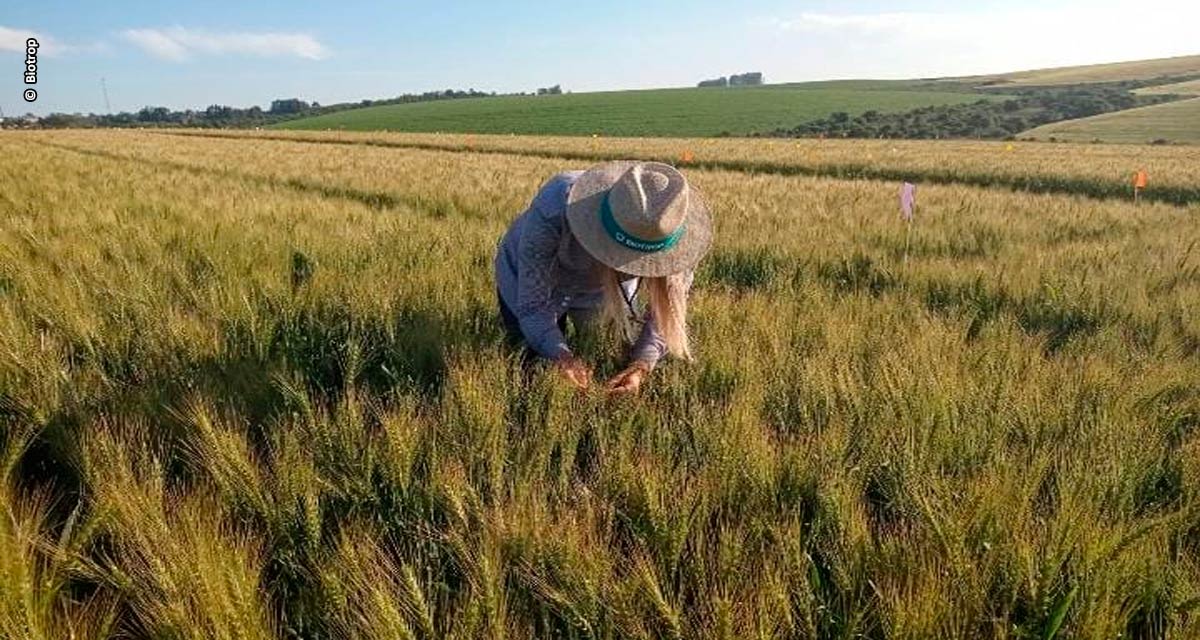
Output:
[205, 105, 234, 120]
[729, 72, 764, 86]
[698, 77, 728, 88]
[137, 106, 171, 123]
[42, 113, 93, 128]
[269, 98, 310, 114]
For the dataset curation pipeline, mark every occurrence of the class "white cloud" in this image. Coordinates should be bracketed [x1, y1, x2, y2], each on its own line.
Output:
[771, 12, 952, 36]
[0, 25, 67, 55]
[122, 28, 188, 60]
[762, 2, 1200, 76]
[121, 27, 329, 61]
[0, 25, 37, 51]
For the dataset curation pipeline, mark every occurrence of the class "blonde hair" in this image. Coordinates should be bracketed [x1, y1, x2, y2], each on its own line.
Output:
[601, 269, 692, 361]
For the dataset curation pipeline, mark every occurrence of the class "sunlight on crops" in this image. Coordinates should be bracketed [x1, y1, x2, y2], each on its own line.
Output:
[165, 128, 1200, 196]
[2, 130, 1198, 639]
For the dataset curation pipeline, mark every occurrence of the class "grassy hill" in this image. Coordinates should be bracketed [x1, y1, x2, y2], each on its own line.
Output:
[965, 54, 1200, 87]
[1021, 97, 1200, 143]
[1134, 78, 1200, 96]
[274, 83, 992, 137]
[277, 55, 1199, 141]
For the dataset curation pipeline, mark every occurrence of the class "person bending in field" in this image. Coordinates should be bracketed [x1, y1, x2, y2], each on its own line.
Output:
[495, 161, 712, 394]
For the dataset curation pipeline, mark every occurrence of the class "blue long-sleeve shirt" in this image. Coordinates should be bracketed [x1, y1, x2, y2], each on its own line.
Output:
[495, 171, 691, 367]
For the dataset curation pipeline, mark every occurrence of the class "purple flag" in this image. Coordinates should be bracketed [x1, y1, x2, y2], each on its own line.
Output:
[899, 182, 916, 221]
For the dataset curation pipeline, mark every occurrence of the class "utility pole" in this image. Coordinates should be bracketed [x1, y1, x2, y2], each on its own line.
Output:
[101, 77, 112, 113]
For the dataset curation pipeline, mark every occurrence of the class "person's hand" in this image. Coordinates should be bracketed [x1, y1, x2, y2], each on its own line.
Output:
[554, 355, 593, 390]
[605, 361, 652, 396]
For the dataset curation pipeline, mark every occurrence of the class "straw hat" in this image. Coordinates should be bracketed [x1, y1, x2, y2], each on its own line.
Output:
[566, 161, 713, 278]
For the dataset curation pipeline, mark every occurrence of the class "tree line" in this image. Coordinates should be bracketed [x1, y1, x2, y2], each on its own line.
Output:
[16, 87, 553, 129]
[762, 78, 1195, 141]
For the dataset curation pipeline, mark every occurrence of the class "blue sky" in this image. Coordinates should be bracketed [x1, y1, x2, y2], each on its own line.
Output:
[3, 0, 1196, 116]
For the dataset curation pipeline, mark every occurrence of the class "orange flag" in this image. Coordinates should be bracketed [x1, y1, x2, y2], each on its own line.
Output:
[1134, 170, 1148, 190]
[680, 149, 695, 163]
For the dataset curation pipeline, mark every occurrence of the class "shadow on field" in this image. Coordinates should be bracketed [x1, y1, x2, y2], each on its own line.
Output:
[698, 249, 900, 297]
[922, 277, 1109, 353]
[700, 247, 1119, 354]
[4, 294, 498, 508]
[699, 247, 793, 291]
[869, 224, 1005, 260]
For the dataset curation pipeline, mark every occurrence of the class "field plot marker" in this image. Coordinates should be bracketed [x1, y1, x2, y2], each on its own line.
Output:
[899, 182, 917, 264]
[1134, 169, 1148, 204]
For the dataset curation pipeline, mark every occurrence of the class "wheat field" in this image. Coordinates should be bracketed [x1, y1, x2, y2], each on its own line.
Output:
[1023, 98, 1200, 144]
[2, 130, 1199, 639]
